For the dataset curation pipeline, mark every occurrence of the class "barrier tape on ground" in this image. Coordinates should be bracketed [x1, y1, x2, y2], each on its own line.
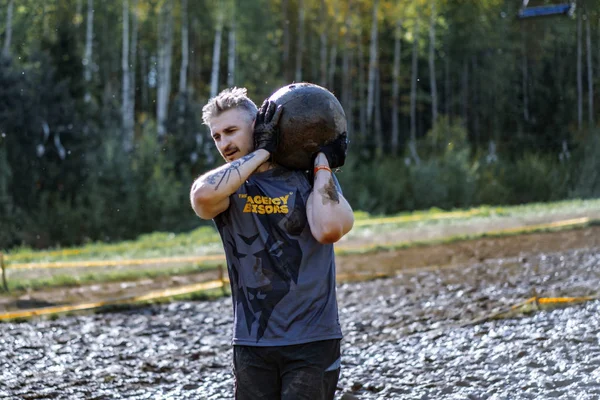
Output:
[461, 295, 600, 327]
[4, 217, 594, 272]
[8, 254, 226, 270]
[0, 279, 227, 321]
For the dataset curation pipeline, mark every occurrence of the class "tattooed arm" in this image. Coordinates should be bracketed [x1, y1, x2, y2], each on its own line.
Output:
[190, 149, 270, 219]
[306, 153, 354, 244]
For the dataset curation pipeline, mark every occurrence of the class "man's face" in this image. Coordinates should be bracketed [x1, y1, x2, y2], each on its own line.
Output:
[209, 108, 255, 163]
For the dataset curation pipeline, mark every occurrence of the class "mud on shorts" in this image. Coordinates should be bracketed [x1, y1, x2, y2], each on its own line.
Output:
[233, 339, 341, 400]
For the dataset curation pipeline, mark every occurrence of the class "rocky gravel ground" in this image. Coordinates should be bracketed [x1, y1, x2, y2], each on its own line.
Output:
[1, 247, 599, 399]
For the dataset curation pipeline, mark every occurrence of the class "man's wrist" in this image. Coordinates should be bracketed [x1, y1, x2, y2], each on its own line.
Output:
[313, 152, 330, 167]
[254, 148, 273, 160]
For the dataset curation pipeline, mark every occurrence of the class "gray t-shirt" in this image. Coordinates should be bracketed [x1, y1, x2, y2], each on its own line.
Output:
[214, 166, 342, 346]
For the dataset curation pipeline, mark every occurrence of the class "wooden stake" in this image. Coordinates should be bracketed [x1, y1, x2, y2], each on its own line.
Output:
[0, 253, 8, 292]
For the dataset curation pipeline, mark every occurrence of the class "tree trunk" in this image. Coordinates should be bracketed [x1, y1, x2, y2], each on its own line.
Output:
[227, 1, 236, 87]
[2, 0, 14, 59]
[128, 0, 138, 141]
[76, 0, 83, 25]
[346, 48, 355, 138]
[472, 56, 479, 147]
[576, 4, 582, 131]
[366, 0, 379, 125]
[210, 9, 224, 98]
[374, 69, 383, 155]
[179, 0, 189, 93]
[522, 32, 529, 122]
[461, 59, 468, 129]
[358, 34, 367, 141]
[190, 16, 201, 89]
[410, 17, 420, 164]
[141, 47, 148, 113]
[585, 8, 593, 127]
[444, 43, 450, 118]
[428, 1, 438, 129]
[341, 3, 352, 110]
[327, 0, 339, 89]
[157, 0, 174, 139]
[122, 0, 131, 146]
[295, 0, 305, 82]
[282, 0, 291, 81]
[84, 0, 94, 102]
[391, 18, 402, 156]
[319, 0, 327, 87]
[42, 2, 49, 37]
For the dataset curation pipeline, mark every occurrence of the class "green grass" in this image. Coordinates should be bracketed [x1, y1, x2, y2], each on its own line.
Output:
[336, 217, 599, 256]
[4, 198, 600, 263]
[6, 262, 222, 293]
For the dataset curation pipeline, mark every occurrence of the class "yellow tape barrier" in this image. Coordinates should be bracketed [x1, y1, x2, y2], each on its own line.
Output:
[0, 279, 226, 321]
[8, 254, 226, 270]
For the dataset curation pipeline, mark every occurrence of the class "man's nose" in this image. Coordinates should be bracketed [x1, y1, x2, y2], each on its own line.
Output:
[219, 136, 231, 149]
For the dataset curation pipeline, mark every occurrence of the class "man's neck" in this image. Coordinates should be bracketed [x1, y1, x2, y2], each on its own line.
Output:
[255, 161, 275, 174]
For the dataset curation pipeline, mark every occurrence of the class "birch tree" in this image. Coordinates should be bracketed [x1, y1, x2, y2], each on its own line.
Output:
[357, 29, 367, 140]
[319, 1, 328, 87]
[179, 0, 189, 94]
[409, 15, 421, 164]
[366, 0, 379, 125]
[295, 0, 305, 82]
[122, 0, 131, 146]
[585, 8, 593, 127]
[83, 0, 94, 102]
[327, 0, 339, 89]
[210, 7, 224, 98]
[577, 4, 583, 131]
[340, 2, 352, 110]
[391, 17, 402, 155]
[428, 1, 438, 128]
[2, 0, 14, 59]
[128, 0, 138, 127]
[522, 32, 529, 122]
[282, 0, 291, 81]
[157, 0, 174, 139]
[227, 0, 236, 87]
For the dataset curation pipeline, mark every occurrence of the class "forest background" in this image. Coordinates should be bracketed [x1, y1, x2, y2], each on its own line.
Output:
[0, 0, 599, 250]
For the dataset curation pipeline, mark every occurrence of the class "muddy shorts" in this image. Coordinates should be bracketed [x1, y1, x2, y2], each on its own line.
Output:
[233, 339, 341, 400]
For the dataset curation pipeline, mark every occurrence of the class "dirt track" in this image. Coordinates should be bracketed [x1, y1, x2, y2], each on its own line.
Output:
[2, 225, 600, 312]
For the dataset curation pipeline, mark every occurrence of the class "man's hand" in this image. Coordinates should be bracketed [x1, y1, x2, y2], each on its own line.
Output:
[253, 100, 283, 155]
[315, 131, 348, 169]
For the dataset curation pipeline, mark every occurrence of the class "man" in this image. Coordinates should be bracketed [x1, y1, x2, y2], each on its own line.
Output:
[190, 87, 354, 400]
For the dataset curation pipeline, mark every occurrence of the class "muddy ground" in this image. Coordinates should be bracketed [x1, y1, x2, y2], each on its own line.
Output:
[1, 239, 599, 399]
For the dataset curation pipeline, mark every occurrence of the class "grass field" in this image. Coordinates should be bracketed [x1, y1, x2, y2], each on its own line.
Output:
[5, 198, 600, 263]
[2, 198, 600, 293]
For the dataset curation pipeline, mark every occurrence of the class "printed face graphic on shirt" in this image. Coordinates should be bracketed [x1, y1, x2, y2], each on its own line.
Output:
[221, 185, 306, 342]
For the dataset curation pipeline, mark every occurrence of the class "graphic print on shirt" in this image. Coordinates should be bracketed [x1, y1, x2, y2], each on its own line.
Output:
[223, 184, 306, 342]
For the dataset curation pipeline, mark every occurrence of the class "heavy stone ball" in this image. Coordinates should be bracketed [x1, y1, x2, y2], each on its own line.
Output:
[268, 83, 347, 170]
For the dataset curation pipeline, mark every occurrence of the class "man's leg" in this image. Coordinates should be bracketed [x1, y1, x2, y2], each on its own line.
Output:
[280, 339, 341, 400]
[233, 345, 281, 400]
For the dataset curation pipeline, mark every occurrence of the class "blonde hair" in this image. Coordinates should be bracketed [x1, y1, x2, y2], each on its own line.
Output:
[202, 87, 258, 126]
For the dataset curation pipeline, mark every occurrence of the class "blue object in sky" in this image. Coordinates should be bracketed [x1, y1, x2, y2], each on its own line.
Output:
[518, 4, 573, 18]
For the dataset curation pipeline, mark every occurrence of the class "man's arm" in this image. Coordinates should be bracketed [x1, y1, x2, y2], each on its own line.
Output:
[307, 153, 354, 244]
[190, 149, 270, 220]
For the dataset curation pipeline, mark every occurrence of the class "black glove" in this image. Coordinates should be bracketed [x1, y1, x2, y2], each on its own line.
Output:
[314, 131, 348, 169]
[253, 100, 283, 155]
